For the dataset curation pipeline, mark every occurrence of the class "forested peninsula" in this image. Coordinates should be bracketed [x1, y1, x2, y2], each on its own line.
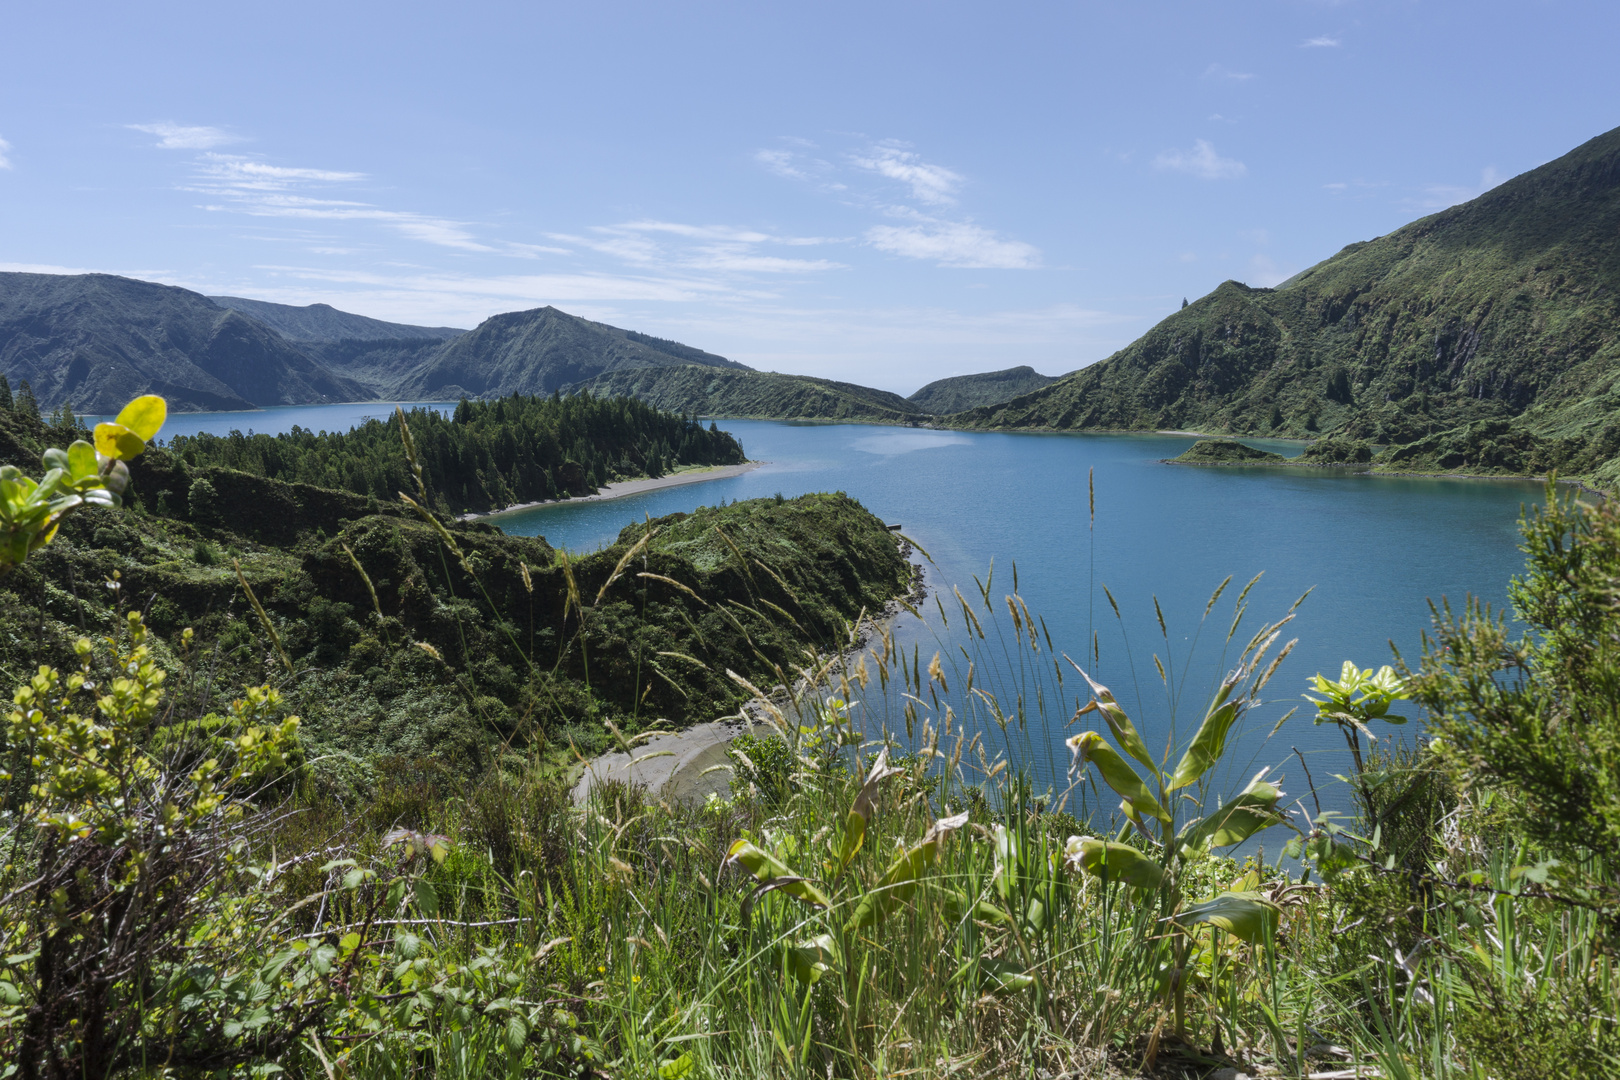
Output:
[159, 393, 745, 515]
[0, 395, 911, 794]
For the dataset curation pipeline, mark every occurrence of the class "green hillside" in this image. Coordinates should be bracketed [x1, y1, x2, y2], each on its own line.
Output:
[0, 273, 365, 412]
[579, 364, 929, 423]
[209, 296, 465, 396]
[395, 306, 747, 400]
[957, 125, 1620, 481]
[907, 365, 1057, 414]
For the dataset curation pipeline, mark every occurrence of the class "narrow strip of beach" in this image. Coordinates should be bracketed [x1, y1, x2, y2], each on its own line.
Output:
[471, 461, 764, 520]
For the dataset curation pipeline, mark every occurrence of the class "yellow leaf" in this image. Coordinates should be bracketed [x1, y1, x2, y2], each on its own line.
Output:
[114, 395, 167, 441]
[93, 423, 146, 462]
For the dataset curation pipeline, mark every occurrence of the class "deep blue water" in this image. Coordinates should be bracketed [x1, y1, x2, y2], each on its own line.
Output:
[491, 419, 1538, 816]
[149, 407, 1542, 820]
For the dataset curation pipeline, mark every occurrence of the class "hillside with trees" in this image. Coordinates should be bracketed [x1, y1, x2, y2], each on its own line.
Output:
[957, 124, 1620, 483]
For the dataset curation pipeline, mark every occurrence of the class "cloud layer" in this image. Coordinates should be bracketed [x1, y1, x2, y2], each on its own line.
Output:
[129, 122, 241, 150]
[866, 220, 1040, 269]
[0, 135, 12, 170]
[1154, 140, 1247, 180]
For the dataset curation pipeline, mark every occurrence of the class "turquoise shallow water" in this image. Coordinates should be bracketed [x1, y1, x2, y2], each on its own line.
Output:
[149, 407, 1541, 817]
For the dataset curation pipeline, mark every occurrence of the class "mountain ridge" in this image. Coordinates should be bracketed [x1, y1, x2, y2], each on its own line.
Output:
[954, 124, 1620, 481]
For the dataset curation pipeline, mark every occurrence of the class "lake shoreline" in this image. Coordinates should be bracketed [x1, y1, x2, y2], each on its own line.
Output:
[467, 461, 764, 521]
[1160, 454, 1600, 494]
[570, 540, 929, 805]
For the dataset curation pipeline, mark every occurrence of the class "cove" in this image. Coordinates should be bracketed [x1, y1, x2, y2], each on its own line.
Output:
[150, 405, 1541, 813]
[496, 419, 1540, 812]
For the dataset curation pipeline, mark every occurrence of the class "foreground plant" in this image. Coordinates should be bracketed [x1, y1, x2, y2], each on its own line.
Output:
[1060, 603, 1302, 1046]
[0, 395, 165, 574]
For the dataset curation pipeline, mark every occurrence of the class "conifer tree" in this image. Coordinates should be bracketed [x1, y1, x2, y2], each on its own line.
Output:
[0, 374, 12, 411]
[16, 379, 39, 420]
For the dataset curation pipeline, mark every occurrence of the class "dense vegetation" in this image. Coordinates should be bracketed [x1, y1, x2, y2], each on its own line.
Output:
[0, 393, 905, 777]
[398, 306, 746, 401]
[906, 365, 1057, 414]
[957, 124, 1620, 485]
[1169, 438, 1285, 464]
[5, 359, 1619, 1075]
[156, 393, 745, 514]
[581, 364, 929, 423]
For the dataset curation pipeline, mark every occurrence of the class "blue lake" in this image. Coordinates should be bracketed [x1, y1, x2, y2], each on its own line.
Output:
[153, 408, 1542, 819]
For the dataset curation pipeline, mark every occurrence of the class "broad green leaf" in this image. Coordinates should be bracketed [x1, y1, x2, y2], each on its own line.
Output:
[1068, 660, 1158, 775]
[115, 394, 167, 441]
[505, 1014, 527, 1051]
[66, 441, 99, 481]
[1178, 890, 1281, 943]
[1179, 773, 1289, 851]
[1065, 837, 1164, 888]
[1067, 732, 1171, 822]
[414, 878, 439, 916]
[785, 933, 837, 986]
[837, 748, 902, 872]
[726, 839, 829, 908]
[1167, 679, 1244, 791]
[847, 811, 969, 930]
[659, 1053, 695, 1079]
[93, 423, 146, 462]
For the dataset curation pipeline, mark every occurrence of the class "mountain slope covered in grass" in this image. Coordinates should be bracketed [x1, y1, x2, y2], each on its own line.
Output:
[957, 125, 1620, 480]
[0, 272, 365, 412]
[395, 306, 748, 400]
[906, 365, 1056, 414]
[209, 296, 465, 396]
[579, 364, 928, 423]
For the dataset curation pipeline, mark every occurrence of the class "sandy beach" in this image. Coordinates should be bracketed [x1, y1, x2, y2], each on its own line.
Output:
[471, 461, 763, 520]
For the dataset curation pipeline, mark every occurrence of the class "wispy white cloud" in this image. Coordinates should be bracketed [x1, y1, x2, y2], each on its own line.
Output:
[866, 219, 1040, 269]
[183, 153, 492, 252]
[1154, 140, 1247, 180]
[1246, 254, 1296, 288]
[0, 135, 13, 170]
[1203, 63, 1255, 82]
[754, 141, 845, 190]
[850, 142, 963, 205]
[1301, 36, 1341, 48]
[128, 122, 241, 150]
[757, 136, 1040, 271]
[0, 261, 101, 275]
[553, 220, 845, 274]
[756, 148, 811, 181]
[1409, 166, 1505, 210]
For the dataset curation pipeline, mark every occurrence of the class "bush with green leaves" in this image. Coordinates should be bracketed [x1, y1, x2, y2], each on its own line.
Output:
[0, 395, 165, 575]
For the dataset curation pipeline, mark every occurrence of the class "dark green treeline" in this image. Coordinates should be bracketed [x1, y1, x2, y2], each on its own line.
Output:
[159, 393, 746, 514]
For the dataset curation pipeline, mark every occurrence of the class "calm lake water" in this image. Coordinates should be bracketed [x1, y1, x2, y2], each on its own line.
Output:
[152, 407, 1542, 819]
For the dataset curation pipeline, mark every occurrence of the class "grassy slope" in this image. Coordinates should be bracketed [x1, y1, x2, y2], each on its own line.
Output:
[394, 307, 747, 400]
[0, 272, 366, 412]
[579, 364, 930, 423]
[906, 365, 1057, 414]
[956, 125, 1620, 479]
[0, 406, 909, 788]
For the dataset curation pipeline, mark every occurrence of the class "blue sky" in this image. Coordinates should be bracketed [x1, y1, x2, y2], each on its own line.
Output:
[1, 1, 1615, 393]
